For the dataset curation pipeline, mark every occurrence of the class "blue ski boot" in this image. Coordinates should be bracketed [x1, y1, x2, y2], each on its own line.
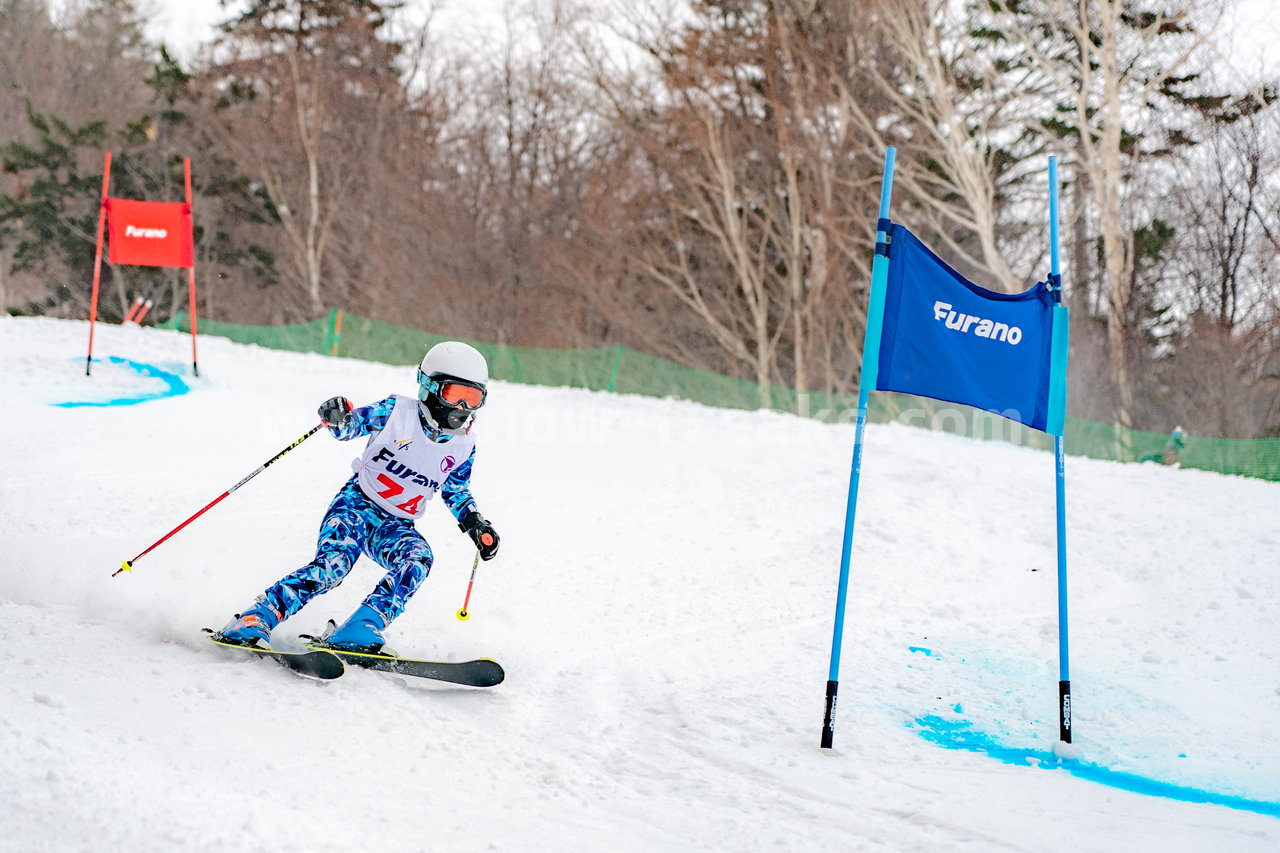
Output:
[322, 603, 391, 654]
[214, 600, 281, 647]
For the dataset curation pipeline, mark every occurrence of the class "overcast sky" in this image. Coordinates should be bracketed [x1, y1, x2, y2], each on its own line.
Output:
[138, 0, 1278, 81]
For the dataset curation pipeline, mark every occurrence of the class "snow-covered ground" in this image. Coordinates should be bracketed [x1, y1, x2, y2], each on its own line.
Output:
[1, 316, 1276, 852]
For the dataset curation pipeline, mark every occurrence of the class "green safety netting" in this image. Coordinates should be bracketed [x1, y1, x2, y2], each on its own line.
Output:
[163, 310, 1280, 482]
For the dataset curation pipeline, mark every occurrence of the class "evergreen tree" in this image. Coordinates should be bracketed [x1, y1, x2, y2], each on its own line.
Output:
[0, 38, 277, 321]
[973, 0, 1245, 430]
[0, 105, 107, 316]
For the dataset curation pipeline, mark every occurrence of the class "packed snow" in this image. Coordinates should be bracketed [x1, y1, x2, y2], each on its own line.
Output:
[1, 316, 1276, 852]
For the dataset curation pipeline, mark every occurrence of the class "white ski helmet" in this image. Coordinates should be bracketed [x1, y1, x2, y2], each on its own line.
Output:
[417, 341, 489, 435]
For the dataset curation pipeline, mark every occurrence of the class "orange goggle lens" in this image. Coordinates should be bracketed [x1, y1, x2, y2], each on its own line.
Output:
[438, 382, 485, 408]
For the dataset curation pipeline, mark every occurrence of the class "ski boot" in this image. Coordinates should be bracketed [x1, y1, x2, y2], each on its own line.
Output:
[213, 600, 281, 648]
[316, 603, 393, 655]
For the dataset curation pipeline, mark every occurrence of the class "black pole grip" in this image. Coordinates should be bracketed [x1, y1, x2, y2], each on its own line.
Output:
[821, 680, 839, 749]
[1059, 680, 1072, 743]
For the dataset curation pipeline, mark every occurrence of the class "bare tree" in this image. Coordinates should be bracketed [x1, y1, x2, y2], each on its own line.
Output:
[980, 0, 1215, 430]
[1170, 110, 1277, 333]
[758, 0, 879, 395]
[0, 0, 155, 316]
[202, 0, 403, 319]
[855, 0, 1041, 292]
[596, 0, 885, 401]
[638, 107, 787, 403]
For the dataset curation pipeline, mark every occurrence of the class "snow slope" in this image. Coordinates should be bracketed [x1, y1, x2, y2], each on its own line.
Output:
[1, 316, 1277, 852]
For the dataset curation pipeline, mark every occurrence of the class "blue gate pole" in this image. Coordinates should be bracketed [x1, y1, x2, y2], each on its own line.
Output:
[1048, 155, 1073, 743]
[822, 147, 896, 750]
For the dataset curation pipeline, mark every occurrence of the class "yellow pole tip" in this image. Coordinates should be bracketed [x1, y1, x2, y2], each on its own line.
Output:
[456, 609, 470, 622]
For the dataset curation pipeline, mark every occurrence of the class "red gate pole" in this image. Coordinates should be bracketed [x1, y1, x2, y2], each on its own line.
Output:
[184, 158, 199, 376]
[86, 152, 112, 376]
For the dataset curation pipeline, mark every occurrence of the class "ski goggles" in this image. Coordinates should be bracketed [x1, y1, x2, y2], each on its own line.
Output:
[418, 371, 487, 409]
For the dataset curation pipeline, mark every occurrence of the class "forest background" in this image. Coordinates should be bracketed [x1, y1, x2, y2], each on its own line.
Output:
[1, 0, 1277, 438]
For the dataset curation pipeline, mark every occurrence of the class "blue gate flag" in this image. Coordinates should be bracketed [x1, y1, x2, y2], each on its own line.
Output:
[874, 224, 1068, 435]
[822, 150, 1073, 752]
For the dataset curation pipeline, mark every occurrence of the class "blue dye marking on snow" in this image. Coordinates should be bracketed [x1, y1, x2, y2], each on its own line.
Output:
[912, 715, 1280, 818]
[54, 357, 189, 408]
[907, 646, 934, 657]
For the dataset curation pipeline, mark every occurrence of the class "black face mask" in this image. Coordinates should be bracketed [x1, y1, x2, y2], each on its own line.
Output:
[424, 394, 474, 431]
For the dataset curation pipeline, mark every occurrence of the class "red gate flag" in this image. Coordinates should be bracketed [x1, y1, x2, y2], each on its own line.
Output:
[87, 153, 201, 378]
[105, 198, 194, 268]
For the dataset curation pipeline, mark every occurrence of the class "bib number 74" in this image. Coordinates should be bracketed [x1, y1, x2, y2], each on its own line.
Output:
[375, 473, 425, 515]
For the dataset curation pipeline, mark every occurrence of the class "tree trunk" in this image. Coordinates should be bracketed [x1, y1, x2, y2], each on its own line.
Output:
[1071, 164, 1091, 314]
[305, 130, 323, 316]
[1094, 3, 1136, 431]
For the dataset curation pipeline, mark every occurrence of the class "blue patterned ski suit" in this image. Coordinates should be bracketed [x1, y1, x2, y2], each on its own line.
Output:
[256, 396, 479, 626]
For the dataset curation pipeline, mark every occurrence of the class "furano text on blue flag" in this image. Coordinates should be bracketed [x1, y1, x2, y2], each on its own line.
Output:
[872, 225, 1067, 435]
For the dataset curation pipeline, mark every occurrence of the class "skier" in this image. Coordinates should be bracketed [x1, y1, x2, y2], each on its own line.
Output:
[214, 341, 500, 654]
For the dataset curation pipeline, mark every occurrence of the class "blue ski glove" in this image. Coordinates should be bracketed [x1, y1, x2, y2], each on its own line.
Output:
[319, 396, 354, 432]
[459, 511, 500, 560]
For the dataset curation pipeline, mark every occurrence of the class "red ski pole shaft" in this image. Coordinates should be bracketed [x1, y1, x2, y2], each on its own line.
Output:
[123, 296, 144, 324]
[114, 423, 325, 577]
[456, 551, 481, 621]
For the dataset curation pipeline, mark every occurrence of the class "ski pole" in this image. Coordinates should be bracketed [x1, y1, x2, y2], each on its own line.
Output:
[123, 280, 164, 324]
[455, 551, 481, 621]
[114, 423, 325, 577]
[122, 294, 145, 324]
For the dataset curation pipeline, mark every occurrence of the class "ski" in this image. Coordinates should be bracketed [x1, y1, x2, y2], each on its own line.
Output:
[204, 630, 345, 681]
[305, 642, 504, 687]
